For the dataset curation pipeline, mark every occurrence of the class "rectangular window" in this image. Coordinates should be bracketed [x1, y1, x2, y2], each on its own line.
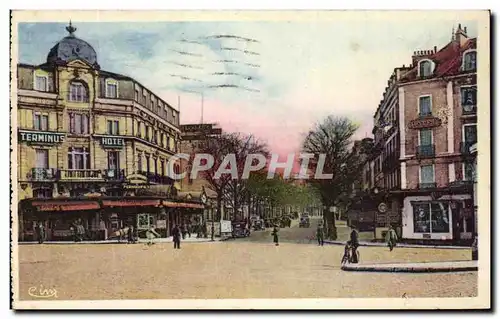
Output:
[69, 113, 89, 134]
[35, 149, 49, 168]
[166, 135, 171, 150]
[108, 151, 120, 170]
[33, 114, 49, 131]
[160, 160, 165, 176]
[35, 75, 48, 91]
[154, 157, 158, 175]
[463, 124, 477, 144]
[463, 51, 477, 71]
[106, 82, 118, 98]
[137, 121, 142, 137]
[419, 129, 432, 146]
[157, 102, 162, 115]
[135, 89, 139, 101]
[69, 83, 88, 102]
[161, 133, 165, 148]
[413, 202, 450, 233]
[151, 96, 155, 110]
[137, 152, 143, 172]
[154, 130, 158, 144]
[461, 87, 477, 113]
[420, 165, 434, 183]
[146, 126, 150, 141]
[68, 147, 90, 170]
[142, 91, 147, 106]
[145, 155, 150, 174]
[107, 120, 119, 135]
[419, 96, 432, 116]
[464, 162, 475, 181]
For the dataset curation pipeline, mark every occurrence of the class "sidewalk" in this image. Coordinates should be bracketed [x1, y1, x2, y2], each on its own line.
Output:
[324, 240, 471, 250]
[341, 260, 478, 273]
[19, 236, 225, 245]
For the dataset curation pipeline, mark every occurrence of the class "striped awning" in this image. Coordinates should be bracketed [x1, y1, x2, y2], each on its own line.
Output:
[102, 199, 161, 207]
[32, 201, 100, 212]
[163, 201, 204, 209]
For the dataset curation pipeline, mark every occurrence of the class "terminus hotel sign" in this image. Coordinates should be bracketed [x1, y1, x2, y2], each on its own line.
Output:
[18, 130, 65, 144]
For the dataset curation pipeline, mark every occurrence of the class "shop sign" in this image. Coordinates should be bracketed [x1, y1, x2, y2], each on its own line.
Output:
[100, 136, 125, 148]
[408, 117, 442, 130]
[124, 173, 149, 189]
[18, 130, 65, 144]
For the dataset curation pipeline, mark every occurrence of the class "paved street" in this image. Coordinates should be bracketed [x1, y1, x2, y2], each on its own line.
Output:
[18, 217, 476, 300]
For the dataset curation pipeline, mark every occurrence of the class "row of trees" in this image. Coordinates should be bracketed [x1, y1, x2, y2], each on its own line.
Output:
[189, 116, 363, 239]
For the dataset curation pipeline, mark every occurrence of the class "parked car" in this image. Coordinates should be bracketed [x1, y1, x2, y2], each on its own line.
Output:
[232, 222, 250, 238]
[299, 216, 310, 228]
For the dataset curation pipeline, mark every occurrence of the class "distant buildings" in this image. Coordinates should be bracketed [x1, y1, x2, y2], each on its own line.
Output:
[360, 24, 477, 244]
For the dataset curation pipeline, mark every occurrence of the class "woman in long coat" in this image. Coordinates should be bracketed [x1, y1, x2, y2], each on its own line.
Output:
[271, 226, 279, 246]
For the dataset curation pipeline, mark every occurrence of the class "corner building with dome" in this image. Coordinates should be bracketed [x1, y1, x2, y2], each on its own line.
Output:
[16, 23, 206, 242]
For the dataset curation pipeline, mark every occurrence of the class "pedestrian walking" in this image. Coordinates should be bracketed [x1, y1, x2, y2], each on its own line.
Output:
[316, 225, 324, 246]
[145, 225, 160, 246]
[36, 221, 45, 244]
[349, 227, 359, 263]
[187, 223, 192, 238]
[127, 225, 136, 244]
[172, 224, 181, 249]
[385, 225, 398, 251]
[271, 225, 279, 246]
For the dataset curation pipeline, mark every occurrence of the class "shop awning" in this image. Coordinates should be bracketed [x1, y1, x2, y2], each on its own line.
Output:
[31, 201, 100, 212]
[102, 199, 161, 207]
[163, 201, 204, 209]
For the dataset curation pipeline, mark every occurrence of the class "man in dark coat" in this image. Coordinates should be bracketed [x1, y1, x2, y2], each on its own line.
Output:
[36, 221, 45, 244]
[349, 227, 359, 263]
[271, 226, 279, 246]
[172, 224, 181, 249]
[316, 225, 324, 246]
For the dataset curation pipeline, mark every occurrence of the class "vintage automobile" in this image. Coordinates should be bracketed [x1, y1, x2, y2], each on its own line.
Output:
[252, 219, 264, 231]
[299, 214, 310, 228]
[232, 221, 250, 238]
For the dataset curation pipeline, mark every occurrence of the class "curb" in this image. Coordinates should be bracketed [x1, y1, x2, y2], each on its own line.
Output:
[341, 265, 478, 273]
[18, 239, 223, 245]
[324, 240, 471, 250]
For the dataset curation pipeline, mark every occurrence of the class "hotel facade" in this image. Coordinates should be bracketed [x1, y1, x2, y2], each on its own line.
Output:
[16, 23, 204, 241]
[364, 24, 477, 244]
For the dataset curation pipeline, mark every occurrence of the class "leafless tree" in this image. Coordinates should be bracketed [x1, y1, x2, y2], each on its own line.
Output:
[302, 116, 361, 239]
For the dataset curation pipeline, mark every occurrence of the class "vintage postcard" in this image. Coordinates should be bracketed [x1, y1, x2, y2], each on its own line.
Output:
[10, 10, 490, 310]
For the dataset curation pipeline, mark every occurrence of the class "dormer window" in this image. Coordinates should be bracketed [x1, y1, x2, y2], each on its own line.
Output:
[418, 60, 434, 78]
[463, 50, 477, 71]
[34, 75, 48, 92]
[105, 79, 118, 98]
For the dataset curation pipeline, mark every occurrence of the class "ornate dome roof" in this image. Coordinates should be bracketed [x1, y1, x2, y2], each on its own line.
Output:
[46, 22, 98, 67]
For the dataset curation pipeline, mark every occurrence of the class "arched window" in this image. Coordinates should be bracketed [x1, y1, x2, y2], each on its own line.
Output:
[418, 60, 434, 78]
[69, 81, 89, 102]
[463, 50, 477, 71]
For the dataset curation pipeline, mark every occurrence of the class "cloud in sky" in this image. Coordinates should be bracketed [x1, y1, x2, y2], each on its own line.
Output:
[18, 19, 478, 157]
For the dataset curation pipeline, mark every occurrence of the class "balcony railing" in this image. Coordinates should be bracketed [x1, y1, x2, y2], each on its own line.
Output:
[416, 144, 435, 158]
[59, 169, 103, 180]
[418, 112, 432, 118]
[462, 104, 477, 115]
[419, 182, 437, 189]
[138, 171, 174, 185]
[103, 169, 125, 181]
[460, 141, 476, 155]
[29, 168, 57, 181]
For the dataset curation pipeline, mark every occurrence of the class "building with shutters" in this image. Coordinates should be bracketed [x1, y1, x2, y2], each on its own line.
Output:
[15, 22, 204, 241]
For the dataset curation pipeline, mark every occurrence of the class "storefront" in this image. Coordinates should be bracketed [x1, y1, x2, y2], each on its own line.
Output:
[401, 187, 474, 242]
[19, 199, 101, 241]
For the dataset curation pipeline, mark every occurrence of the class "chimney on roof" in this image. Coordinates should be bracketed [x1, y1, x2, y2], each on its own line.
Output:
[455, 23, 468, 46]
[434, 46, 437, 53]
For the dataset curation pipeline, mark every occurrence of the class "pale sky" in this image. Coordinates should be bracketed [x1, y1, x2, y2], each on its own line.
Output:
[18, 19, 477, 157]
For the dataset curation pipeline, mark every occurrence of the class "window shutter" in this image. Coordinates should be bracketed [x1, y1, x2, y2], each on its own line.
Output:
[47, 73, 54, 92]
[100, 78, 106, 98]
